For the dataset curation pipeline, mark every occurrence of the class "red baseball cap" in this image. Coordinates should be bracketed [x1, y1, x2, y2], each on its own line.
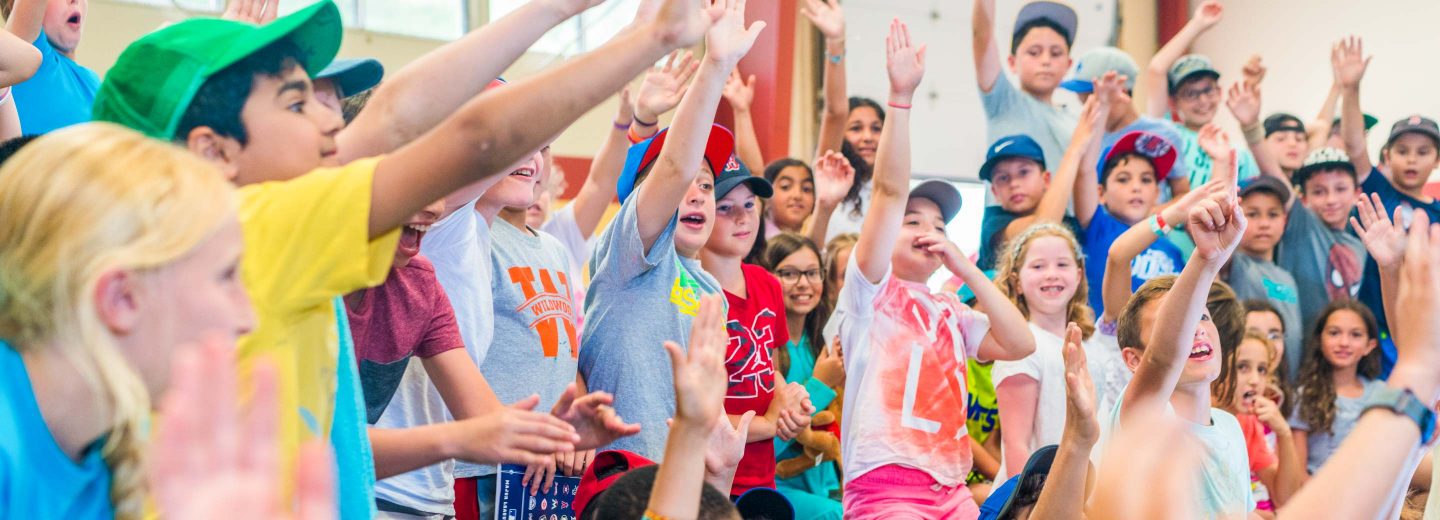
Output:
[1099, 130, 1177, 183]
[572, 450, 657, 516]
[617, 124, 736, 202]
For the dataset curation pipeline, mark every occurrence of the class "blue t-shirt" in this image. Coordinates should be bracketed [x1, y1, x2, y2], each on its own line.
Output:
[1357, 168, 1440, 376]
[13, 31, 98, 134]
[0, 341, 114, 519]
[1082, 206, 1184, 317]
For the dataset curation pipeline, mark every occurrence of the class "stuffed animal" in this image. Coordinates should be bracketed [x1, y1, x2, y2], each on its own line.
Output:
[775, 409, 841, 479]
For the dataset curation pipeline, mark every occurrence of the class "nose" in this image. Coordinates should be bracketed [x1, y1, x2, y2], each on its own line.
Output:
[233, 287, 257, 339]
[314, 101, 344, 136]
[421, 198, 446, 222]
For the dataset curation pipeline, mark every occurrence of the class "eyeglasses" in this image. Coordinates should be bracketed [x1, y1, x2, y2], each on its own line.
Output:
[1176, 84, 1220, 102]
[776, 268, 823, 286]
[1247, 327, 1284, 342]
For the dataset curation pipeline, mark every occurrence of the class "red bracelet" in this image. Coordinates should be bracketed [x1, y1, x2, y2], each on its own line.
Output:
[1155, 213, 1167, 230]
[888, 101, 912, 110]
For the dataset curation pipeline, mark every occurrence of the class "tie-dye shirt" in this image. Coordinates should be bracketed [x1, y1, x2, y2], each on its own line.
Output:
[825, 255, 990, 487]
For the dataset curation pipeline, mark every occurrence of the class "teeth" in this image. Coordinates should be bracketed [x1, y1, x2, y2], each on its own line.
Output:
[407, 224, 430, 232]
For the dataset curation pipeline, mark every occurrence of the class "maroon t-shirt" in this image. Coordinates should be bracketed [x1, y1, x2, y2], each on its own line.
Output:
[347, 255, 464, 423]
[723, 263, 791, 494]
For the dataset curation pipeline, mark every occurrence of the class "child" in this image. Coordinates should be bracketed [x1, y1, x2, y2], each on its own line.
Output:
[1271, 148, 1366, 335]
[1107, 184, 1255, 517]
[1211, 332, 1305, 516]
[762, 159, 816, 236]
[992, 223, 1100, 478]
[1262, 114, 1309, 176]
[825, 98, 883, 241]
[580, 0, 767, 462]
[823, 233, 858, 306]
[1289, 300, 1385, 474]
[2, 0, 94, 133]
[761, 233, 844, 517]
[826, 21, 1035, 516]
[1243, 300, 1288, 376]
[1227, 175, 1303, 375]
[974, 133, 1079, 270]
[0, 124, 252, 517]
[972, 0, 1078, 172]
[698, 152, 816, 497]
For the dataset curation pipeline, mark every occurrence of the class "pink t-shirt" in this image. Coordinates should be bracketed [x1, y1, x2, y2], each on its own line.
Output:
[825, 256, 989, 487]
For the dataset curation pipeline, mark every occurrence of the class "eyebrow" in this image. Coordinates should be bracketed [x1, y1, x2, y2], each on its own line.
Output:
[276, 80, 310, 99]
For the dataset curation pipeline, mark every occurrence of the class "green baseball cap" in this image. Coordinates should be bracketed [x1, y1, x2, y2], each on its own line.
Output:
[93, 1, 343, 140]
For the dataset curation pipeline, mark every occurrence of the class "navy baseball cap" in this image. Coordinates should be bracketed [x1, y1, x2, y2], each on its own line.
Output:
[979, 445, 1059, 520]
[1263, 113, 1305, 137]
[316, 57, 383, 98]
[909, 179, 963, 224]
[1386, 114, 1440, 148]
[979, 134, 1046, 182]
[714, 154, 773, 200]
[1239, 174, 1292, 206]
[734, 487, 795, 520]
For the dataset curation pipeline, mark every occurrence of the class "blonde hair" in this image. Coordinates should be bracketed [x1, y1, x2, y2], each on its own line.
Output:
[0, 123, 236, 519]
[995, 223, 1095, 339]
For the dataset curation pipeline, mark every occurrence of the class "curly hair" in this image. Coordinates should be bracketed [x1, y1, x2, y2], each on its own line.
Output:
[761, 233, 834, 376]
[838, 97, 885, 217]
[994, 223, 1095, 340]
[1296, 300, 1382, 435]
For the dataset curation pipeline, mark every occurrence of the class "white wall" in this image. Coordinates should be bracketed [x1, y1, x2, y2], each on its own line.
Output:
[842, 0, 1119, 180]
[1188, 0, 1440, 158]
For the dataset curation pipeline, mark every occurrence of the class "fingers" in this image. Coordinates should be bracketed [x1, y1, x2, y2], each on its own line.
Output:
[542, 459, 557, 494]
[550, 382, 578, 416]
[295, 440, 337, 520]
[736, 410, 757, 435]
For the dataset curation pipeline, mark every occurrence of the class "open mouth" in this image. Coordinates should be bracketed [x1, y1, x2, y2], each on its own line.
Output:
[510, 167, 536, 179]
[398, 224, 429, 258]
[1038, 283, 1066, 297]
[1241, 388, 1257, 405]
[679, 211, 706, 229]
[790, 293, 815, 304]
[1188, 342, 1213, 360]
[67, 13, 81, 28]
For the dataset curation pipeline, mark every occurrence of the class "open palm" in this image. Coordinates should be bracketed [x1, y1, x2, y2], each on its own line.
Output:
[705, 0, 767, 67]
[635, 51, 698, 122]
[1351, 193, 1408, 269]
[885, 19, 926, 101]
[801, 0, 845, 40]
[813, 150, 855, 207]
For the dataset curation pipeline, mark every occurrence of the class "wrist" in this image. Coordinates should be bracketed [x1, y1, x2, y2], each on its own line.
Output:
[888, 92, 915, 106]
[633, 108, 659, 126]
[1388, 364, 1440, 403]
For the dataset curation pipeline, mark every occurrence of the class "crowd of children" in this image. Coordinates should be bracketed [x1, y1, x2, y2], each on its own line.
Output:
[3, 0, 1440, 518]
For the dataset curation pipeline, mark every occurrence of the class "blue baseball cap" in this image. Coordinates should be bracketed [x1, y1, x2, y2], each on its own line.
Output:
[617, 124, 736, 203]
[979, 134, 1047, 182]
[978, 444, 1058, 520]
[1060, 47, 1139, 94]
[316, 57, 383, 98]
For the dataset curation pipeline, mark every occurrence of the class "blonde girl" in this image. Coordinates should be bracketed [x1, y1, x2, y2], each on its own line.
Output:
[0, 123, 253, 519]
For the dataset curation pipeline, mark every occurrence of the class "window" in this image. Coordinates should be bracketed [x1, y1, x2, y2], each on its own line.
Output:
[114, 0, 466, 40]
[488, 0, 641, 58]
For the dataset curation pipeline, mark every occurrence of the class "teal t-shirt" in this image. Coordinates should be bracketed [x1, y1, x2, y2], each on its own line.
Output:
[0, 341, 114, 519]
[1175, 124, 1260, 187]
[773, 334, 842, 505]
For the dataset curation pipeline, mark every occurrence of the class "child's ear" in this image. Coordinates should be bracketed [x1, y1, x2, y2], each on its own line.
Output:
[94, 270, 140, 336]
[1006, 54, 1017, 72]
[1042, 170, 1052, 186]
[184, 126, 242, 182]
[1361, 337, 1379, 356]
[1121, 347, 1143, 373]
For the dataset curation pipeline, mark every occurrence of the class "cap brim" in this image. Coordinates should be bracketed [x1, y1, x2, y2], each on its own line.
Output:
[1015, 1, 1078, 44]
[1388, 128, 1440, 148]
[909, 179, 963, 223]
[210, 1, 342, 78]
[1060, 78, 1093, 93]
[979, 475, 1021, 520]
[996, 445, 1059, 518]
[1169, 70, 1219, 93]
[317, 57, 384, 98]
[716, 175, 773, 200]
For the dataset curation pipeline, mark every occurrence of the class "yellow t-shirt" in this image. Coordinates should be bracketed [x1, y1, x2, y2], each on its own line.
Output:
[237, 157, 399, 496]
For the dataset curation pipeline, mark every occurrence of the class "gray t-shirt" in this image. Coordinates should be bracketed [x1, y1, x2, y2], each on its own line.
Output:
[579, 195, 721, 460]
[1102, 116, 1191, 202]
[462, 219, 583, 479]
[1275, 202, 1367, 333]
[981, 72, 1076, 176]
[1289, 378, 1385, 474]
[1227, 253, 1304, 377]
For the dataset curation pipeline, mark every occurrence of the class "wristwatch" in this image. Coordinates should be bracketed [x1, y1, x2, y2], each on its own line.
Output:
[1362, 386, 1436, 445]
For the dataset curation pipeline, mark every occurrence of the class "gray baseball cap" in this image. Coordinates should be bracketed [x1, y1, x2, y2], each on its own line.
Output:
[1061, 47, 1138, 94]
[1168, 54, 1220, 93]
[1014, 1, 1078, 46]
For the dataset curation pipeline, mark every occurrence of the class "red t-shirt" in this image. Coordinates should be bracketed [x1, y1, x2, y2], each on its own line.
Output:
[722, 264, 790, 495]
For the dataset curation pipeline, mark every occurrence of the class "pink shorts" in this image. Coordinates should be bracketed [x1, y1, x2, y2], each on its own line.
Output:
[843, 464, 979, 520]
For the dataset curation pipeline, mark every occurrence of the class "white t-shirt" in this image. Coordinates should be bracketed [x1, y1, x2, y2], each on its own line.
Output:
[823, 182, 871, 243]
[372, 358, 454, 515]
[422, 206, 495, 366]
[824, 255, 989, 487]
[991, 323, 1090, 479]
[1088, 319, 1133, 429]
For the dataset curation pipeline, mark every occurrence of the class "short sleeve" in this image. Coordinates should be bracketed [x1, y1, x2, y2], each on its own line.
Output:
[239, 157, 401, 313]
[1287, 396, 1311, 432]
[981, 72, 1020, 118]
[590, 195, 676, 286]
[413, 266, 464, 359]
[990, 353, 1040, 387]
[824, 253, 889, 362]
[955, 303, 992, 361]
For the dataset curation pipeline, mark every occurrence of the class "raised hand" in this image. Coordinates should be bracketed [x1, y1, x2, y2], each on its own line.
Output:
[1394, 210, 1440, 374]
[1351, 193, 1408, 269]
[1196, 123, 1235, 163]
[1192, 0, 1223, 29]
[1332, 35, 1371, 90]
[1073, 93, 1108, 142]
[885, 18, 927, 104]
[812, 150, 856, 209]
[222, 0, 278, 24]
[1093, 70, 1130, 108]
[704, 0, 767, 67]
[1188, 187, 1247, 262]
[800, 0, 845, 41]
[1224, 80, 1262, 127]
[634, 50, 699, 124]
[1061, 322, 1100, 447]
[704, 410, 755, 479]
[645, 0, 724, 49]
[149, 340, 335, 519]
[550, 383, 643, 451]
[666, 294, 729, 430]
[1241, 55, 1266, 88]
[722, 69, 757, 112]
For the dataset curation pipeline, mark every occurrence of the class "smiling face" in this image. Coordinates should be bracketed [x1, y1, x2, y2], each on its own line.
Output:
[673, 164, 718, 258]
[395, 198, 445, 268]
[769, 165, 815, 232]
[704, 183, 760, 259]
[1230, 338, 1272, 411]
[42, 0, 86, 56]
[1100, 155, 1160, 225]
[1171, 76, 1221, 129]
[221, 62, 345, 187]
[990, 157, 1048, 214]
[775, 247, 824, 317]
[1015, 235, 1081, 318]
[1265, 130, 1308, 171]
[1245, 309, 1286, 371]
[891, 197, 948, 283]
[1383, 132, 1439, 193]
[1300, 169, 1359, 230]
[1127, 296, 1222, 385]
[845, 106, 883, 166]
[1239, 191, 1287, 258]
[1008, 26, 1071, 95]
[1318, 309, 1378, 371]
[480, 150, 546, 212]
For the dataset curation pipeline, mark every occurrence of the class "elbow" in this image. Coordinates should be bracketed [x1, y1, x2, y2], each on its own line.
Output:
[6, 45, 40, 85]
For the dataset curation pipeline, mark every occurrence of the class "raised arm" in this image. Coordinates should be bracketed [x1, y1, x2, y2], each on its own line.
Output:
[1119, 186, 1244, 425]
[339, 0, 608, 161]
[1101, 180, 1225, 323]
[806, 150, 855, 245]
[1334, 35, 1374, 180]
[854, 19, 924, 283]
[567, 88, 635, 239]
[1308, 81, 1342, 151]
[4, 0, 43, 45]
[650, 295, 729, 518]
[1071, 75, 1125, 229]
[0, 29, 38, 88]
[722, 69, 765, 173]
[1278, 212, 1440, 520]
[804, 0, 849, 158]
[369, 1, 718, 240]
[1038, 96, 1104, 228]
[1030, 323, 1100, 520]
[1351, 193, 1407, 343]
[1143, 0, 1223, 118]
[1225, 78, 1286, 181]
[971, 0, 1002, 93]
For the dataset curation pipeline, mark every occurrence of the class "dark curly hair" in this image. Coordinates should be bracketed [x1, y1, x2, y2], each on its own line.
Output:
[1296, 300, 1381, 435]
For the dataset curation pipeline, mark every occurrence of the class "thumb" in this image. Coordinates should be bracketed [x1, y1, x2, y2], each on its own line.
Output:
[511, 394, 541, 411]
[746, 74, 757, 89]
[664, 341, 685, 372]
[916, 44, 928, 65]
[551, 383, 578, 415]
[748, 20, 768, 38]
[736, 410, 757, 434]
